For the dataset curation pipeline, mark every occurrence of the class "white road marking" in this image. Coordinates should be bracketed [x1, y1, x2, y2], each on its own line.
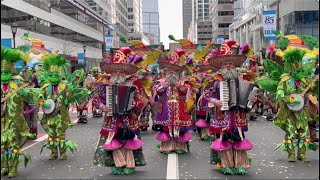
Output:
[166, 153, 179, 179]
[21, 114, 93, 151]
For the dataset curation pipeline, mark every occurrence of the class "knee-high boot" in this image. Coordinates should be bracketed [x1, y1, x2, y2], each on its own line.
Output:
[59, 147, 67, 160]
[297, 141, 309, 162]
[1, 159, 9, 176]
[49, 146, 58, 160]
[8, 159, 19, 178]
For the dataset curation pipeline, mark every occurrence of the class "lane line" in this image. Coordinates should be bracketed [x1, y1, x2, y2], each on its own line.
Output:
[21, 114, 93, 151]
[166, 153, 179, 179]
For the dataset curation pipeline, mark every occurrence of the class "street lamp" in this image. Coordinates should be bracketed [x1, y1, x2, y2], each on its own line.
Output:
[83, 45, 87, 71]
[11, 23, 18, 48]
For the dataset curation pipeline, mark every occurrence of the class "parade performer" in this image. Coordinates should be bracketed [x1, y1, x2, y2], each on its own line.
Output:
[155, 49, 193, 154]
[93, 47, 146, 175]
[194, 64, 217, 141]
[257, 33, 319, 161]
[207, 40, 257, 175]
[37, 54, 90, 160]
[1, 47, 35, 177]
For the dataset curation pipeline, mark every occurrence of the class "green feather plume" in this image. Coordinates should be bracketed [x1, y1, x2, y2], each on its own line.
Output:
[277, 37, 290, 50]
[43, 54, 67, 71]
[1, 46, 24, 63]
[300, 35, 319, 50]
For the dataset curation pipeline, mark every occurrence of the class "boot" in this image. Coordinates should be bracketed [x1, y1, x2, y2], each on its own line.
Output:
[49, 147, 58, 160]
[1, 159, 9, 176]
[297, 145, 309, 162]
[8, 160, 19, 178]
[287, 147, 295, 162]
[59, 148, 67, 160]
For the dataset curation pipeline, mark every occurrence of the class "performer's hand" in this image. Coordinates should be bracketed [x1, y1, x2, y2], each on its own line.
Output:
[213, 100, 223, 107]
[102, 106, 109, 113]
[250, 96, 258, 103]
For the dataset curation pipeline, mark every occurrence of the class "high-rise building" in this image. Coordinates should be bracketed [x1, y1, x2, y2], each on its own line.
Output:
[116, 0, 129, 46]
[210, 0, 234, 43]
[183, 0, 193, 38]
[127, 0, 149, 44]
[1, 0, 112, 72]
[142, 0, 160, 45]
[186, 0, 212, 43]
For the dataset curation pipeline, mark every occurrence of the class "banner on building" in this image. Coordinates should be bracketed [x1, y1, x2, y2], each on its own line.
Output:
[105, 35, 113, 52]
[216, 36, 225, 44]
[1, 38, 12, 48]
[263, 10, 277, 41]
[77, 53, 84, 64]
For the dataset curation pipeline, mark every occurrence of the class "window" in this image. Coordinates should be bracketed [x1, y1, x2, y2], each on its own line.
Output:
[218, 11, 234, 16]
[128, 15, 134, 19]
[130, 28, 134, 33]
[204, 0, 209, 3]
[128, 8, 133, 12]
[218, 23, 231, 28]
[218, 0, 234, 4]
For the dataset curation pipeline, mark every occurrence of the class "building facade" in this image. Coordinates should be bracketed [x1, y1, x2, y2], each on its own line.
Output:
[183, 0, 193, 38]
[210, 0, 234, 43]
[116, 0, 129, 46]
[196, 19, 212, 44]
[229, 0, 319, 54]
[1, 0, 113, 72]
[142, 0, 160, 45]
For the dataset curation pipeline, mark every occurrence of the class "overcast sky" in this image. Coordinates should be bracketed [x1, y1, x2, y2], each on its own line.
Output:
[158, 0, 183, 49]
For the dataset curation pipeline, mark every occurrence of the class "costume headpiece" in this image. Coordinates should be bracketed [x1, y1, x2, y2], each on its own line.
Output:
[100, 47, 139, 75]
[43, 54, 68, 76]
[208, 40, 246, 69]
[158, 48, 186, 73]
[1, 46, 24, 73]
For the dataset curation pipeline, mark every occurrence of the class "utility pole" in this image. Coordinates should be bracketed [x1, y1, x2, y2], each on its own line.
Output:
[276, 0, 280, 31]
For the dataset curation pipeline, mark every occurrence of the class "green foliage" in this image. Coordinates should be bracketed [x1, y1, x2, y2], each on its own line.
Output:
[16, 45, 32, 53]
[221, 167, 234, 175]
[308, 143, 318, 151]
[256, 77, 279, 93]
[1, 46, 24, 63]
[300, 35, 319, 50]
[120, 36, 128, 43]
[263, 59, 284, 80]
[302, 60, 316, 76]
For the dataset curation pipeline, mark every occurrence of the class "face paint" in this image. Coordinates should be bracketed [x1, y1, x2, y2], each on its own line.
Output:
[1, 69, 12, 84]
[48, 71, 61, 85]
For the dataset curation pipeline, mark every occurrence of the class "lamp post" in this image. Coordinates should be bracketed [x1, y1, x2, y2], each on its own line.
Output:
[83, 45, 87, 72]
[11, 23, 18, 49]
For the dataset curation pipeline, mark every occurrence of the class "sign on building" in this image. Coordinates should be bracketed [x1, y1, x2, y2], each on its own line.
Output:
[216, 36, 225, 44]
[105, 35, 113, 52]
[77, 53, 84, 64]
[263, 10, 277, 41]
[1, 38, 12, 48]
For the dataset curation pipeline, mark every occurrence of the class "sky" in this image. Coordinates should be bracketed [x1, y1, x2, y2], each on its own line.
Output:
[158, 0, 183, 49]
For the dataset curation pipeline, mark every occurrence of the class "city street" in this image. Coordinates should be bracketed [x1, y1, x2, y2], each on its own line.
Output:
[1, 112, 319, 179]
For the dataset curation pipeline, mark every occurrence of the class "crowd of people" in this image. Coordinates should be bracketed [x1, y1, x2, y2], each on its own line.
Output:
[1, 32, 319, 177]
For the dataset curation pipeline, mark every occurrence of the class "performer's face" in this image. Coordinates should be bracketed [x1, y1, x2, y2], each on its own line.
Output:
[1, 69, 12, 84]
[220, 61, 238, 80]
[110, 70, 127, 85]
[48, 71, 61, 85]
[165, 71, 180, 86]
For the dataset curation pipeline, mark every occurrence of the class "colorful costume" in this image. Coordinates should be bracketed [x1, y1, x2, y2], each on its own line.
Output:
[257, 33, 319, 162]
[37, 54, 90, 160]
[1, 47, 34, 177]
[93, 47, 146, 175]
[207, 40, 254, 175]
[155, 49, 193, 154]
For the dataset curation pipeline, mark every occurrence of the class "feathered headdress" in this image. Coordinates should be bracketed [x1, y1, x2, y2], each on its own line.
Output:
[43, 54, 68, 76]
[1, 46, 24, 73]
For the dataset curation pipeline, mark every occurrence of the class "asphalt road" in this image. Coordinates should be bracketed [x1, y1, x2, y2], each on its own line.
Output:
[1, 114, 319, 179]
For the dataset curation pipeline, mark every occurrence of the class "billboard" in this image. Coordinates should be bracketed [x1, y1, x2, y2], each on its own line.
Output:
[1, 38, 12, 48]
[105, 34, 113, 52]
